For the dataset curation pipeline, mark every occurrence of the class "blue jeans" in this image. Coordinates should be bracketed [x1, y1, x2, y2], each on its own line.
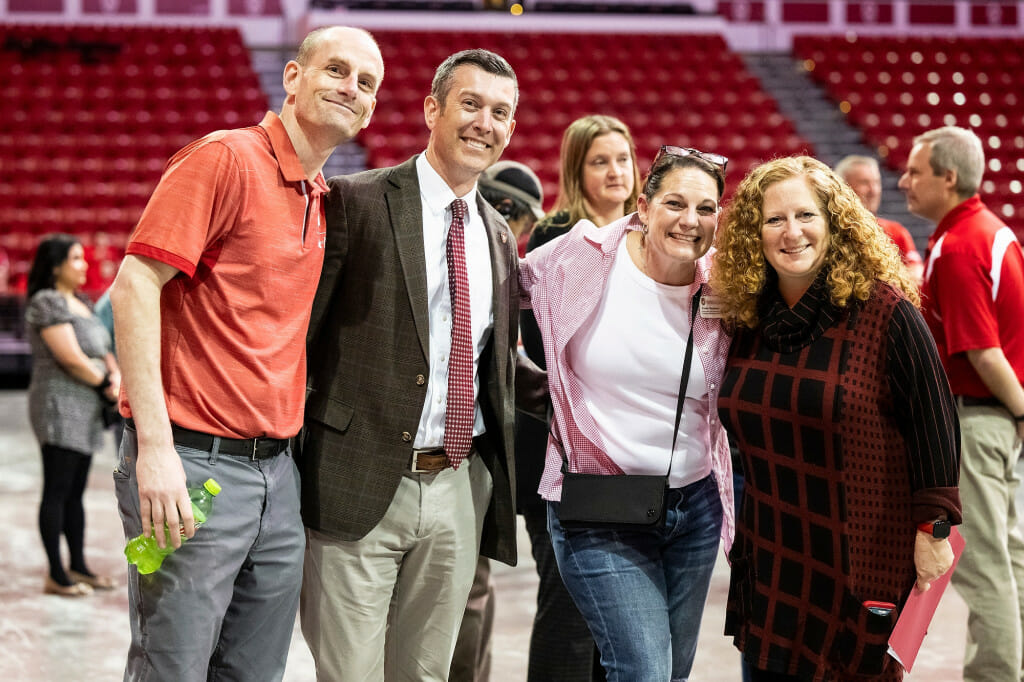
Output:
[548, 474, 723, 682]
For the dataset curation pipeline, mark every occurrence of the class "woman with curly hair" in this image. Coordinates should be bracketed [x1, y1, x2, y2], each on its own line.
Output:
[712, 156, 962, 681]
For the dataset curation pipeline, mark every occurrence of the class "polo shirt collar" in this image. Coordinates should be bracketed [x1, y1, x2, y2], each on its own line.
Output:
[931, 194, 984, 244]
[416, 152, 477, 226]
[259, 111, 328, 194]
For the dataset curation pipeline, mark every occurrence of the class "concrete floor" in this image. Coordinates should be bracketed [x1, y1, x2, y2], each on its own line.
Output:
[0, 389, 976, 681]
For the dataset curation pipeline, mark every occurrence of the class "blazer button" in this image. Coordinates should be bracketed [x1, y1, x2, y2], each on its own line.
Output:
[401, 432, 412, 443]
[415, 374, 426, 386]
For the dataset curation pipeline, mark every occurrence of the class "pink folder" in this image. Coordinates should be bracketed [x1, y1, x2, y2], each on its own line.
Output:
[887, 527, 966, 672]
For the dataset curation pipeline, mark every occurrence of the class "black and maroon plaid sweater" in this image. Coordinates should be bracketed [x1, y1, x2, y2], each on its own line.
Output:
[719, 275, 961, 682]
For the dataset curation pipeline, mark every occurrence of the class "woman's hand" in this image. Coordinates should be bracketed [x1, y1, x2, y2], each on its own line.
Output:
[914, 531, 954, 591]
[103, 372, 121, 403]
[103, 353, 121, 403]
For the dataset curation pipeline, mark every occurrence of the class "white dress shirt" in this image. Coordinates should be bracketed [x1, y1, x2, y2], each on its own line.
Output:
[413, 153, 494, 448]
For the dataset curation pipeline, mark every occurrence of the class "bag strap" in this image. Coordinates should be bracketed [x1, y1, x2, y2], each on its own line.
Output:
[557, 283, 704, 478]
[666, 282, 703, 476]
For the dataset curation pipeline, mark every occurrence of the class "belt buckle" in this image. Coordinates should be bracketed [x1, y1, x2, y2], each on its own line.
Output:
[251, 438, 259, 461]
[410, 450, 426, 473]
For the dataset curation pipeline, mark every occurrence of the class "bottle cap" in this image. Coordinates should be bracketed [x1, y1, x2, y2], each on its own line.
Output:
[204, 478, 222, 496]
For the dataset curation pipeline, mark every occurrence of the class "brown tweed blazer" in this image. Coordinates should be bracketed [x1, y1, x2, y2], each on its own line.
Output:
[301, 156, 520, 566]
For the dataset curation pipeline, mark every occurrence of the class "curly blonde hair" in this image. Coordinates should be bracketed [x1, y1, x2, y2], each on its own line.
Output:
[711, 156, 919, 329]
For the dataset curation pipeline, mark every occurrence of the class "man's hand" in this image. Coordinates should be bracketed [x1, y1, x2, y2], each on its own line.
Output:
[136, 440, 194, 549]
[914, 530, 954, 592]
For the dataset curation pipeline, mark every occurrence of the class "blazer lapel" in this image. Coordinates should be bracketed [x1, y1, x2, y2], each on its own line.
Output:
[478, 194, 512, 380]
[386, 158, 431, 359]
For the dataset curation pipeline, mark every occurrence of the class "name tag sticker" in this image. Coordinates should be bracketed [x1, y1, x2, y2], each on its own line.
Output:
[700, 294, 725, 318]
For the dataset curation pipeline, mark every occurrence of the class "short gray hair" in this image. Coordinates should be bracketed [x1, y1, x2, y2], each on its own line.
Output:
[913, 126, 985, 198]
[834, 154, 879, 180]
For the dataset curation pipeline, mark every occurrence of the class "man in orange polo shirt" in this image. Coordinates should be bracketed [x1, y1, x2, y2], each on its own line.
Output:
[109, 26, 384, 681]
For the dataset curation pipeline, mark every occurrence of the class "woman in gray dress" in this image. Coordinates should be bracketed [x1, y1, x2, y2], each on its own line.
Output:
[26, 234, 120, 596]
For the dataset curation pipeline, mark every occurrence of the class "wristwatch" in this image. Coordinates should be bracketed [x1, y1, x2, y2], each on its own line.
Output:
[917, 520, 952, 539]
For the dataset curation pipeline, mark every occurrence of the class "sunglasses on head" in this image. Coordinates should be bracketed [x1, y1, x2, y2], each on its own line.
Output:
[653, 145, 729, 173]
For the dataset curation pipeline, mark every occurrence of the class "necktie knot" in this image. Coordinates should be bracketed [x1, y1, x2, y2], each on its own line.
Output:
[450, 198, 468, 226]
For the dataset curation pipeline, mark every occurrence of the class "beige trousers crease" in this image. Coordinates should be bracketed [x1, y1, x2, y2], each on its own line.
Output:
[952, 406, 1024, 682]
[301, 456, 493, 682]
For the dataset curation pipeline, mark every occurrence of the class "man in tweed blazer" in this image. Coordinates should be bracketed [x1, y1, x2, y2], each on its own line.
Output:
[299, 49, 523, 680]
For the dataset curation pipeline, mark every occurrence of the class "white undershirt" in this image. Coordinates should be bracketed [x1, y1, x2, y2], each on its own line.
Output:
[413, 153, 494, 448]
[566, 236, 712, 488]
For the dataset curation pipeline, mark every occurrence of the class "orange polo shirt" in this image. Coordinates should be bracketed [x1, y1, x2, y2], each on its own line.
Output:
[123, 112, 327, 439]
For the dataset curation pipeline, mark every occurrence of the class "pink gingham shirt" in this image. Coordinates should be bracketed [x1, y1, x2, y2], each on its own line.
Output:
[519, 212, 734, 550]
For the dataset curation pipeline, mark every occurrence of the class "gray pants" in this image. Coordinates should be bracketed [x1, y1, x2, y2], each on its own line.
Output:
[114, 426, 305, 682]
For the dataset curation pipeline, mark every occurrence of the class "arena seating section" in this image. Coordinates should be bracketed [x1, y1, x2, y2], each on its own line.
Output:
[361, 30, 810, 204]
[0, 24, 267, 295]
[1, 26, 808, 294]
[795, 34, 1024, 238]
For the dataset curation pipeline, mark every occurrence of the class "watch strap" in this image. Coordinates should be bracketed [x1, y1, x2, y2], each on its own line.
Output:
[917, 520, 951, 538]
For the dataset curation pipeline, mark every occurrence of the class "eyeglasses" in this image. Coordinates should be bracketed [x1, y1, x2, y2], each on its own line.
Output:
[653, 145, 729, 173]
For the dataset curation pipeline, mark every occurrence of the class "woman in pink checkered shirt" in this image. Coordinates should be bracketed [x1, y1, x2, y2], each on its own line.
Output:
[519, 146, 734, 682]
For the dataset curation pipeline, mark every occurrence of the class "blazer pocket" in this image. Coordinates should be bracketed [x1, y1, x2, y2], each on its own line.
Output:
[307, 389, 355, 433]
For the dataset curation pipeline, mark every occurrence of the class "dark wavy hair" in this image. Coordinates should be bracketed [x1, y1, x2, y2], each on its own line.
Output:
[27, 233, 80, 297]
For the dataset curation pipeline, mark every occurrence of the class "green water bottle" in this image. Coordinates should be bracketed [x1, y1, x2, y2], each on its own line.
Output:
[124, 478, 222, 574]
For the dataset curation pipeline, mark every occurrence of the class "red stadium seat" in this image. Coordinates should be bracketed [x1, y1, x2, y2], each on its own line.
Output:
[0, 23, 266, 279]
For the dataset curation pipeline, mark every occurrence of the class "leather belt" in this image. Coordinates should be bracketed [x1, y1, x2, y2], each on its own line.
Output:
[955, 395, 1003, 409]
[411, 447, 451, 473]
[410, 444, 478, 473]
[125, 418, 290, 460]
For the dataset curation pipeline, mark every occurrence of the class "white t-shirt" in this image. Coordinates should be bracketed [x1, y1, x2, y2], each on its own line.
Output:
[566, 237, 712, 488]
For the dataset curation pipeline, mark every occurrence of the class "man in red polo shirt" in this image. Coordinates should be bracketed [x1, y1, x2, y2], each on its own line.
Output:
[900, 125, 1024, 682]
[109, 26, 384, 681]
[835, 154, 924, 285]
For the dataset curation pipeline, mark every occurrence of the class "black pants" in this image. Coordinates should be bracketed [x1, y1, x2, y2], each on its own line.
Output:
[523, 502, 606, 682]
[39, 443, 93, 584]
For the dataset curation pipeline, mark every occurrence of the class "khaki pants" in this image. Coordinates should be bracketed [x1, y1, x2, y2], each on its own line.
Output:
[952, 404, 1024, 682]
[300, 456, 493, 681]
[449, 556, 495, 682]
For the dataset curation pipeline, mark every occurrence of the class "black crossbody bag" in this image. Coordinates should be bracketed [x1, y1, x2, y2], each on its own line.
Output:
[556, 285, 703, 531]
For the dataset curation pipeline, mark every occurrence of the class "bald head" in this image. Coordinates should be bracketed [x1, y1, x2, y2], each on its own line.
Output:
[296, 26, 384, 75]
[279, 25, 385, 175]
